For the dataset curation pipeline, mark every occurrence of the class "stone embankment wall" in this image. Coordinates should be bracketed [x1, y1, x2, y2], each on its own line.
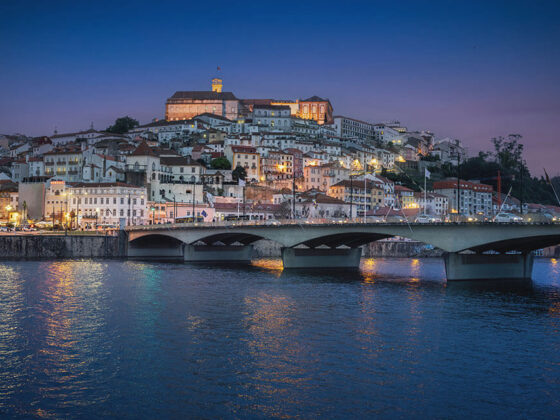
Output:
[0, 235, 125, 259]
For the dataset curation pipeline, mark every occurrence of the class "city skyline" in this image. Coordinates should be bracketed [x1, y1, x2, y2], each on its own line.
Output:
[1, 0, 559, 174]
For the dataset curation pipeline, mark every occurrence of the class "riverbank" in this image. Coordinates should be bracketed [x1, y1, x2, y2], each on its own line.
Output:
[0, 234, 125, 259]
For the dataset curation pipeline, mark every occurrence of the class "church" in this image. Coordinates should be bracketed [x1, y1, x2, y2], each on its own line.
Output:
[165, 78, 333, 125]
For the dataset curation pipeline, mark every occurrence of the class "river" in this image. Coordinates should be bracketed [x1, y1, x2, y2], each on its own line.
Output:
[0, 258, 559, 418]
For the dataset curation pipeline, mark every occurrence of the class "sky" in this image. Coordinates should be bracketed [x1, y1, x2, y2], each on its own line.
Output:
[1, 0, 559, 175]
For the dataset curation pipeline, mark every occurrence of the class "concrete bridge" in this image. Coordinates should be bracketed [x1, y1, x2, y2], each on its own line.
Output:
[126, 222, 560, 281]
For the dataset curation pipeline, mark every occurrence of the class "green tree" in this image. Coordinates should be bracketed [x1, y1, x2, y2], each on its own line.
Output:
[232, 165, 247, 182]
[492, 134, 524, 171]
[106, 116, 139, 134]
[210, 157, 231, 170]
[437, 135, 557, 206]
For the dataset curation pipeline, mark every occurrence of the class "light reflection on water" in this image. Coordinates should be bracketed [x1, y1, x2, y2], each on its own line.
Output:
[0, 258, 558, 418]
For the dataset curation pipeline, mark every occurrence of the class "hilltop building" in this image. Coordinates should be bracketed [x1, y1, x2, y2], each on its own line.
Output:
[165, 78, 333, 125]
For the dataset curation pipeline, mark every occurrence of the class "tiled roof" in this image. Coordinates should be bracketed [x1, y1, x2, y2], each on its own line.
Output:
[331, 180, 383, 189]
[301, 95, 328, 102]
[231, 146, 257, 153]
[70, 182, 144, 188]
[168, 91, 237, 101]
[160, 156, 201, 166]
[130, 141, 158, 157]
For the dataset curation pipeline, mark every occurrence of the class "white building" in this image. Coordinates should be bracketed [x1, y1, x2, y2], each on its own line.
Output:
[433, 179, 493, 216]
[251, 105, 292, 130]
[333, 116, 377, 142]
[69, 182, 147, 227]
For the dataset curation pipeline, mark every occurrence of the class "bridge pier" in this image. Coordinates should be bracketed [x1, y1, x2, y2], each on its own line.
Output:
[281, 247, 361, 269]
[184, 244, 253, 263]
[443, 252, 534, 281]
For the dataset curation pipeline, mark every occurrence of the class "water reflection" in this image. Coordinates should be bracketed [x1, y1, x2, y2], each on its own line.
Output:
[0, 258, 558, 418]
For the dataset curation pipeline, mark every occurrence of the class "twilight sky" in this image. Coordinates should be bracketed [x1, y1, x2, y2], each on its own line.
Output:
[1, 0, 559, 174]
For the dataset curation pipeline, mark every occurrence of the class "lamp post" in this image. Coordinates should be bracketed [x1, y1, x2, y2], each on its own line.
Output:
[192, 183, 196, 223]
[172, 193, 176, 224]
[4, 204, 12, 223]
[456, 153, 461, 221]
[95, 208, 100, 230]
[151, 206, 155, 225]
[349, 174, 353, 219]
[519, 159, 525, 216]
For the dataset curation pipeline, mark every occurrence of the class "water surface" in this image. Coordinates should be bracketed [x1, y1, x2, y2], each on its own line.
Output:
[0, 258, 559, 418]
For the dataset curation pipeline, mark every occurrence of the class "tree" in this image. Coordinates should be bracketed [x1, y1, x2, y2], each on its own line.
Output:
[106, 116, 139, 134]
[491, 134, 524, 171]
[434, 135, 558, 206]
[232, 165, 247, 182]
[210, 156, 232, 170]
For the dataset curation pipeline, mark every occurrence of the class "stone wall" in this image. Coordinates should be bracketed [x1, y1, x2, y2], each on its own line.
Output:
[0, 234, 125, 259]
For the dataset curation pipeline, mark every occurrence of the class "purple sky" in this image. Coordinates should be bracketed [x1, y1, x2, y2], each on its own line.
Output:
[1, 0, 559, 175]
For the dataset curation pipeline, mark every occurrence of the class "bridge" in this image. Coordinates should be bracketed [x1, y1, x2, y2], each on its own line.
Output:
[126, 221, 560, 281]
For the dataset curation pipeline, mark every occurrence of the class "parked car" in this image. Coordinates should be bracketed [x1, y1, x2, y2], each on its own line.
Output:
[385, 215, 407, 223]
[415, 214, 442, 223]
[494, 212, 523, 223]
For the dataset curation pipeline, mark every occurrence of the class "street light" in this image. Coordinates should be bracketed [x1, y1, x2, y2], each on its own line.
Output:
[95, 208, 100, 229]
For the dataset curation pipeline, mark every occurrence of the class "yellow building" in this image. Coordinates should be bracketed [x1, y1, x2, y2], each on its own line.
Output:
[226, 145, 261, 182]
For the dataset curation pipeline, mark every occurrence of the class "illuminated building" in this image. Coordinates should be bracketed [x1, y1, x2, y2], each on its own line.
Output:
[433, 179, 493, 216]
[297, 96, 333, 125]
[303, 161, 349, 192]
[261, 150, 293, 181]
[413, 192, 449, 216]
[224, 145, 261, 182]
[329, 179, 385, 213]
[0, 180, 18, 222]
[43, 145, 84, 182]
[333, 115, 377, 142]
[165, 78, 240, 121]
[251, 105, 291, 130]
[165, 78, 334, 125]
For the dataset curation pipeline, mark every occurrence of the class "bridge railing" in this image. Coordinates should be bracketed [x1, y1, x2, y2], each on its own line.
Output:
[125, 218, 560, 231]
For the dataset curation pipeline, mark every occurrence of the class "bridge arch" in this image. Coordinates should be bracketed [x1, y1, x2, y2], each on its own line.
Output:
[128, 233, 186, 260]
